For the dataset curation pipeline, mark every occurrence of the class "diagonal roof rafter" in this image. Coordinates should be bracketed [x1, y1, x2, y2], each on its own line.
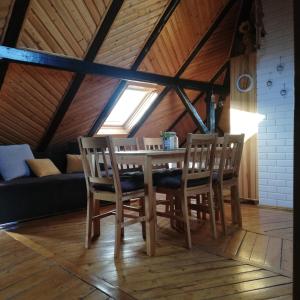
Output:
[37, 0, 125, 151]
[129, 0, 238, 137]
[0, 0, 30, 90]
[88, 0, 181, 137]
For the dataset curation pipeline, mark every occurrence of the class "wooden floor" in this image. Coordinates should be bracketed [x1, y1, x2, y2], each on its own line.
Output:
[1, 203, 293, 299]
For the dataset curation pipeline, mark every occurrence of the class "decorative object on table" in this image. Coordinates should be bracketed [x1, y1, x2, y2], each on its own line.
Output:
[161, 131, 179, 150]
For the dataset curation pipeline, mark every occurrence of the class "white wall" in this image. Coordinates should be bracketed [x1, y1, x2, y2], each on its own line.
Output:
[257, 0, 294, 208]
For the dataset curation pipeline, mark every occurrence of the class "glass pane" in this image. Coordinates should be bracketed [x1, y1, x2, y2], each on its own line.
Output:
[104, 88, 148, 126]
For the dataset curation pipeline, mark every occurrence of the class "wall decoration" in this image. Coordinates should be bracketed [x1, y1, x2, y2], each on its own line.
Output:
[236, 73, 254, 93]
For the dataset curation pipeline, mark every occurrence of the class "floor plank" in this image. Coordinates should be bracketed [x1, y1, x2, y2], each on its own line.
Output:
[1, 203, 293, 299]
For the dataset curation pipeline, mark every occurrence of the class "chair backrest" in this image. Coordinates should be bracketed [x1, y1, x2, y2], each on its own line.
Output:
[143, 137, 164, 150]
[78, 136, 122, 195]
[143, 137, 168, 169]
[218, 133, 245, 179]
[112, 137, 139, 151]
[182, 133, 217, 186]
[112, 137, 140, 172]
[214, 136, 224, 170]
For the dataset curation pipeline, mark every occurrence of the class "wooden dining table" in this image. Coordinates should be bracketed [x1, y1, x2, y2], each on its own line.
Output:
[115, 148, 187, 256]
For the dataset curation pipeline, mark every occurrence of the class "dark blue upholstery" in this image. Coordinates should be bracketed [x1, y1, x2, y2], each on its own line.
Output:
[93, 173, 144, 193]
[155, 173, 209, 189]
[95, 168, 183, 192]
[212, 172, 234, 183]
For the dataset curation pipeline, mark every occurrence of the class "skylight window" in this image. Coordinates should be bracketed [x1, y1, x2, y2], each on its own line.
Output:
[98, 84, 158, 135]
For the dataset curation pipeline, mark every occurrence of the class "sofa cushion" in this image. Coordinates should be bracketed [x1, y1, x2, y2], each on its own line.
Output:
[0, 144, 34, 181]
[27, 159, 61, 177]
[66, 154, 83, 173]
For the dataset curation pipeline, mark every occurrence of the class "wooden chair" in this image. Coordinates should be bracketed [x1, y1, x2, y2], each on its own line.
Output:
[155, 134, 217, 248]
[78, 136, 145, 258]
[143, 137, 171, 219]
[213, 134, 245, 235]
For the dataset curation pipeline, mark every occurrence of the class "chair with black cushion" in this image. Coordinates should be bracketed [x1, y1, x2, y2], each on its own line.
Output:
[155, 133, 217, 248]
[213, 134, 245, 235]
[78, 136, 146, 258]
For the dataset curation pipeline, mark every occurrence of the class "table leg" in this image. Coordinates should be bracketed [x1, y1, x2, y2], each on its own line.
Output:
[144, 157, 156, 256]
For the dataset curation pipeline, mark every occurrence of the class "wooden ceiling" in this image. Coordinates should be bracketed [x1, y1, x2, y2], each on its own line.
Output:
[0, 0, 243, 149]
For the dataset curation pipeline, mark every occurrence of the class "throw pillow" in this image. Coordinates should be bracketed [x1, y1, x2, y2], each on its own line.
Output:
[66, 154, 83, 173]
[0, 144, 34, 181]
[27, 159, 61, 177]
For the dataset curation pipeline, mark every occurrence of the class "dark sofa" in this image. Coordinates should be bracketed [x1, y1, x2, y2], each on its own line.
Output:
[0, 143, 87, 225]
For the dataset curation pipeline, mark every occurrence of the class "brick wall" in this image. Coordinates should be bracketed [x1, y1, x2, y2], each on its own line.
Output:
[256, 0, 294, 208]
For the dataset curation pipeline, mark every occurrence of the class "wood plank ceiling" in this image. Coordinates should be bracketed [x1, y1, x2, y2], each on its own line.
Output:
[0, 1, 13, 43]
[0, 0, 242, 149]
[135, 0, 239, 140]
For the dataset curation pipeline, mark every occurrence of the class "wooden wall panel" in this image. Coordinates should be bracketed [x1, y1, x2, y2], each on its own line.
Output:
[0, 0, 13, 43]
[134, 89, 185, 138]
[51, 75, 120, 146]
[95, 0, 169, 68]
[0, 64, 73, 148]
[230, 54, 258, 201]
[181, 2, 239, 81]
[138, 0, 229, 76]
[17, 0, 111, 58]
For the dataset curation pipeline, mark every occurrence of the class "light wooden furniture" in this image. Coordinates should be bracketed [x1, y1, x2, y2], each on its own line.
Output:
[143, 137, 171, 218]
[78, 136, 146, 258]
[213, 133, 245, 235]
[112, 137, 140, 172]
[143, 137, 163, 150]
[114, 148, 190, 255]
[155, 134, 218, 248]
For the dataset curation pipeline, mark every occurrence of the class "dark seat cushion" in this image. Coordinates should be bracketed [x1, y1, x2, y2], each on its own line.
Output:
[155, 173, 209, 189]
[93, 173, 144, 193]
[212, 172, 234, 183]
[95, 168, 183, 192]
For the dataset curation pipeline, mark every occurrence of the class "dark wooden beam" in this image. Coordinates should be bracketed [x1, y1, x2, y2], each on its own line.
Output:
[0, 0, 30, 89]
[128, 87, 172, 137]
[88, 81, 127, 136]
[168, 60, 229, 132]
[175, 86, 209, 134]
[0, 46, 225, 94]
[129, 0, 237, 136]
[38, 0, 124, 151]
[88, 0, 181, 136]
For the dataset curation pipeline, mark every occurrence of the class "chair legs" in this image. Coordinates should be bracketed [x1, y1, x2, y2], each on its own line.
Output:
[214, 183, 227, 235]
[207, 189, 217, 239]
[114, 198, 123, 258]
[179, 192, 192, 249]
[93, 199, 100, 238]
[231, 185, 242, 228]
[85, 192, 94, 249]
[139, 198, 146, 240]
